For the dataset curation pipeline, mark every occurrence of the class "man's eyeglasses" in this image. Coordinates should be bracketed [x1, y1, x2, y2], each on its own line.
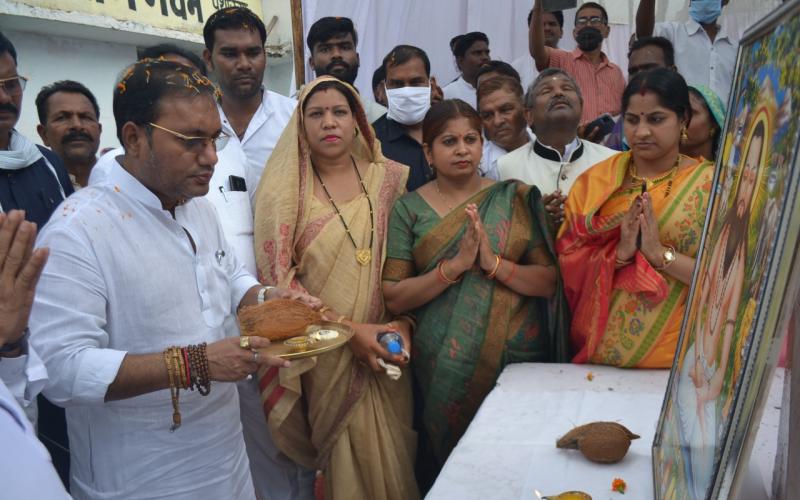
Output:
[575, 16, 606, 27]
[0, 76, 28, 96]
[147, 122, 230, 152]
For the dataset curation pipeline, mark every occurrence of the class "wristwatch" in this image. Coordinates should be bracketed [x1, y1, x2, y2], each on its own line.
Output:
[257, 286, 275, 304]
[0, 327, 29, 355]
[658, 246, 677, 270]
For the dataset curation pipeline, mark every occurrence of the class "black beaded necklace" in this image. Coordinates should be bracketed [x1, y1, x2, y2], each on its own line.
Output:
[312, 156, 374, 266]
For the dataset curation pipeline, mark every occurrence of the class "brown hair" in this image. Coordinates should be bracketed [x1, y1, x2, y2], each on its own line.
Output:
[422, 99, 482, 147]
[477, 75, 523, 109]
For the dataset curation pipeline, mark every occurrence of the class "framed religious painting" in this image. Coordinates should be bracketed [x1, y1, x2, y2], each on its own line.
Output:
[652, 0, 800, 498]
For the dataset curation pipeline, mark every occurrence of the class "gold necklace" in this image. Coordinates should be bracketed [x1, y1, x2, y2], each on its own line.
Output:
[628, 155, 681, 197]
[435, 179, 455, 210]
[312, 157, 374, 266]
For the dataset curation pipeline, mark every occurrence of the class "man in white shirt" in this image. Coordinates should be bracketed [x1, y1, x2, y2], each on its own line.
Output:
[306, 16, 387, 122]
[0, 210, 69, 500]
[442, 32, 491, 108]
[636, 0, 736, 103]
[498, 68, 615, 225]
[203, 7, 296, 202]
[512, 8, 564, 89]
[202, 10, 317, 499]
[28, 59, 317, 500]
[477, 75, 533, 180]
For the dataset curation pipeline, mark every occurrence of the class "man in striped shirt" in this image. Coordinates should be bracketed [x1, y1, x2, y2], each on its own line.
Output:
[530, 0, 625, 126]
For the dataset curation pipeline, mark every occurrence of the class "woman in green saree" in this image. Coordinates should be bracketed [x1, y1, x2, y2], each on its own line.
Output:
[382, 99, 569, 478]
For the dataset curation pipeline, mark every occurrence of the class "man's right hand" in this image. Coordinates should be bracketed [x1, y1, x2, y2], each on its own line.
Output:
[206, 336, 289, 382]
[0, 210, 49, 349]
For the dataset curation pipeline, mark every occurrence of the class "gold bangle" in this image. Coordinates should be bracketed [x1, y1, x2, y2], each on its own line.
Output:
[319, 305, 332, 315]
[336, 315, 347, 323]
[485, 254, 501, 279]
[438, 260, 461, 284]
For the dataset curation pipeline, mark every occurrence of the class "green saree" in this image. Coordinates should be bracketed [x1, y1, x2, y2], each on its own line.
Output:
[383, 180, 569, 466]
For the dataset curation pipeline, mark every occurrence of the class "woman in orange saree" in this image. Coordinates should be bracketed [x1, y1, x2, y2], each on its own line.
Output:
[252, 77, 418, 500]
[557, 68, 714, 368]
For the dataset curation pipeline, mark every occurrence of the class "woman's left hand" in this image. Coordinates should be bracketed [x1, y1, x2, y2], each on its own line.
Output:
[638, 193, 664, 266]
[467, 205, 496, 272]
[348, 322, 407, 372]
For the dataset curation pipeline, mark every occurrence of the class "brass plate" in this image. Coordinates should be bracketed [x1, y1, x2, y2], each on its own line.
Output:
[258, 321, 354, 360]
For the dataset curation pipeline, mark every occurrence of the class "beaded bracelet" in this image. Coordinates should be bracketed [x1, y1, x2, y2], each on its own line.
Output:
[188, 343, 211, 396]
[163, 346, 182, 431]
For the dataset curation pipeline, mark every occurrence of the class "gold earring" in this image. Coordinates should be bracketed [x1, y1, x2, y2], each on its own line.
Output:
[681, 126, 688, 142]
[708, 128, 715, 139]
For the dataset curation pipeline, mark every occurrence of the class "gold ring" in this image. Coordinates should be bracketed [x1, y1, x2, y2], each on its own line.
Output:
[240, 336, 251, 349]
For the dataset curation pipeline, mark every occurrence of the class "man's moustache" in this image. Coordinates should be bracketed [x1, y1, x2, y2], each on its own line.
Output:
[62, 131, 94, 145]
[548, 97, 571, 109]
[326, 60, 350, 72]
[0, 103, 19, 116]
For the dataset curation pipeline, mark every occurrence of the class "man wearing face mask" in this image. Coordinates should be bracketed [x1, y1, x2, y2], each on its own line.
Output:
[372, 45, 436, 192]
[530, 0, 625, 125]
[636, 0, 736, 103]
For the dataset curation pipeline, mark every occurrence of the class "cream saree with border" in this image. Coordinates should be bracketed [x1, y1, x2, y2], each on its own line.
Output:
[252, 76, 418, 500]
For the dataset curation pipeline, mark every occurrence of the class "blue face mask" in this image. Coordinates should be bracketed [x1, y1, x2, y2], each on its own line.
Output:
[690, 0, 722, 25]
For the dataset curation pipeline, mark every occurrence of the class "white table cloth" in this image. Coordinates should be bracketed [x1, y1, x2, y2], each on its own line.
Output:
[427, 363, 781, 500]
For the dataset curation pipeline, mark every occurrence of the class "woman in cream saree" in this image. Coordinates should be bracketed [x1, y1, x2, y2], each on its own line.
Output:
[252, 76, 418, 500]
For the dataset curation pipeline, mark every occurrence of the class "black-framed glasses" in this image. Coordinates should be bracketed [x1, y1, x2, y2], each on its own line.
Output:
[147, 122, 230, 152]
[575, 16, 606, 27]
[0, 76, 28, 96]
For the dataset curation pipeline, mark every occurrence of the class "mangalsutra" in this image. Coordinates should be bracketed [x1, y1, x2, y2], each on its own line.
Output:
[628, 155, 681, 197]
[313, 157, 374, 266]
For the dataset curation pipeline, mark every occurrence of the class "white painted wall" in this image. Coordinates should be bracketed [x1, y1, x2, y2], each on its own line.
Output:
[0, 0, 297, 152]
[2, 28, 135, 151]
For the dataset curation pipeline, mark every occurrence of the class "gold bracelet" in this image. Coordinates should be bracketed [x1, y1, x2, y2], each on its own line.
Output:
[485, 255, 501, 279]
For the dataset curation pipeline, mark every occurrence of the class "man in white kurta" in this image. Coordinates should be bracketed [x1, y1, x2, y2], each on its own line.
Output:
[498, 69, 616, 224]
[27, 59, 308, 500]
[31, 161, 258, 500]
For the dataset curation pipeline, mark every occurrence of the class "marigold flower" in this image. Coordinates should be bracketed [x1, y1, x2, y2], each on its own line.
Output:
[611, 478, 627, 494]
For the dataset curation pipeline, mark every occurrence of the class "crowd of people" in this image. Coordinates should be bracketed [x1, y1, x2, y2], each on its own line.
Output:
[0, 0, 738, 498]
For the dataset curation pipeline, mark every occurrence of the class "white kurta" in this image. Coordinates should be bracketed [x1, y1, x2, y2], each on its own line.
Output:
[497, 138, 617, 195]
[442, 76, 478, 109]
[479, 129, 536, 181]
[218, 88, 296, 204]
[29, 161, 258, 500]
[0, 379, 70, 500]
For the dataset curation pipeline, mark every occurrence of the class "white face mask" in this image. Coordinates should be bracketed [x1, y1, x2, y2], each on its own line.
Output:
[386, 84, 431, 125]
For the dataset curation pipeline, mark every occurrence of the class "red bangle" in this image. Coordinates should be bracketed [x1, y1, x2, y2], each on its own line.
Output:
[182, 347, 191, 388]
[499, 261, 517, 284]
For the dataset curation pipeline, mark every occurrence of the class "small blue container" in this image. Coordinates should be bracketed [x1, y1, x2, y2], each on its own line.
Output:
[377, 331, 404, 355]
